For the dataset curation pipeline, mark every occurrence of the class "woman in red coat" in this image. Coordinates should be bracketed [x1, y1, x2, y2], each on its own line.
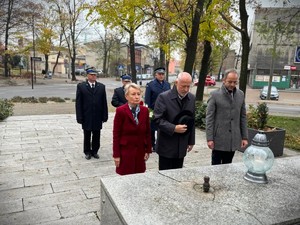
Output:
[113, 83, 152, 175]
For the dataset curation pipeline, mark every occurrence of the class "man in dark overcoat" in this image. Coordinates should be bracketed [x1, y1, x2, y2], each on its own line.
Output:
[111, 74, 131, 107]
[153, 72, 195, 170]
[76, 69, 108, 160]
[206, 68, 248, 165]
[145, 67, 171, 151]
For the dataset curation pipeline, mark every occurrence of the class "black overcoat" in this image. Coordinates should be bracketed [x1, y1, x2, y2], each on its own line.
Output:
[76, 81, 108, 131]
[153, 86, 195, 158]
[111, 86, 127, 107]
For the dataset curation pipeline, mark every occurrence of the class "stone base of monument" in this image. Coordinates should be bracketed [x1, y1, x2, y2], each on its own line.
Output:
[100, 156, 300, 225]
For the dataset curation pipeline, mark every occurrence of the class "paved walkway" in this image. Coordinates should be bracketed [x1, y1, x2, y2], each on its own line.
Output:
[0, 113, 299, 224]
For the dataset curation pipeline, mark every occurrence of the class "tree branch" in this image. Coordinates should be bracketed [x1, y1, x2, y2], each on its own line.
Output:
[219, 11, 242, 33]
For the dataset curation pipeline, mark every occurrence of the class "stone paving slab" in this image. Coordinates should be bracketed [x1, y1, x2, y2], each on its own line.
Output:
[0, 113, 299, 224]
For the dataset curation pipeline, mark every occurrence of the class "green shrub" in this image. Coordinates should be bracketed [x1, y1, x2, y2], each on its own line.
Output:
[0, 99, 14, 121]
[11, 96, 38, 103]
[247, 102, 269, 130]
[22, 97, 39, 103]
[38, 97, 48, 103]
[195, 101, 207, 130]
[11, 96, 23, 102]
[48, 97, 65, 102]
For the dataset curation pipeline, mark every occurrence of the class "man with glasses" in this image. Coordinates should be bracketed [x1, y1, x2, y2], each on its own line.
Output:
[76, 68, 108, 160]
[206, 68, 248, 165]
[111, 74, 132, 107]
[145, 67, 171, 152]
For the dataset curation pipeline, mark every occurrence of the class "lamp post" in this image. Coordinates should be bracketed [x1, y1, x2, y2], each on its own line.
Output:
[243, 133, 275, 184]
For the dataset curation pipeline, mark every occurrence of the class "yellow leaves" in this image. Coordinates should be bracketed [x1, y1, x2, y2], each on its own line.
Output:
[90, 0, 150, 31]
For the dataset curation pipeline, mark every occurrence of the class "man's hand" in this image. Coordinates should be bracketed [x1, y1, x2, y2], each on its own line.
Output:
[174, 124, 188, 133]
[187, 145, 194, 152]
[241, 139, 248, 148]
[207, 140, 214, 150]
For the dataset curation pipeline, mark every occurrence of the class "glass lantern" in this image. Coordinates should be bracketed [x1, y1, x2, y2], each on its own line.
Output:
[243, 133, 275, 184]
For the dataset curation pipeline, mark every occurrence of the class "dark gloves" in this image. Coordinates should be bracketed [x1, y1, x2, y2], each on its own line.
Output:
[77, 119, 83, 124]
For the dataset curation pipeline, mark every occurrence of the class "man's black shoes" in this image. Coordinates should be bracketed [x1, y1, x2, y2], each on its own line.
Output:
[85, 153, 99, 159]
[92, 153, 99, 159]
[85, 154, 91, 160]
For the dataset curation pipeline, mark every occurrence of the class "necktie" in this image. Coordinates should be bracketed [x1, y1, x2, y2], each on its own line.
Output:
[228, 90, 233, 99]
[92, 83, 95, 89]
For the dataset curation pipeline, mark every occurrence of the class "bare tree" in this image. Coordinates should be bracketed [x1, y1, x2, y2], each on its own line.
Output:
[52, 0, 90, 81]
[1, 0, 25, 77]
[220, 0, 250, 95]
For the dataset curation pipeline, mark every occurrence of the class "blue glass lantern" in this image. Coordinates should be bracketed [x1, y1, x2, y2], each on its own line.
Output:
[243, 133, 275, 184]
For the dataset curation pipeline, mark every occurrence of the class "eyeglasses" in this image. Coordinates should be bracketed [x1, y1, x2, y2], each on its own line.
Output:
[157, 73, 165, 75]
[88, 74, 97, 76]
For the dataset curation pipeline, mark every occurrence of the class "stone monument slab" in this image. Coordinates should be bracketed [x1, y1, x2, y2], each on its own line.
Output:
[101, 156, 300, 225]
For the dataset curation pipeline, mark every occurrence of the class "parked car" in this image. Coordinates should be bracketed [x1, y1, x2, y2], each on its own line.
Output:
[137, 74, 152, 80]
[95, 69, 103, 77]
[44, 71, 52, 79]
[75, 69, 86, 76]
[260, 86, 279, 100]
[194, 76, 216, 86]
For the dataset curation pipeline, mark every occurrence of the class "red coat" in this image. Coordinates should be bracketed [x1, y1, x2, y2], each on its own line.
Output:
[113, 103, 152, 175]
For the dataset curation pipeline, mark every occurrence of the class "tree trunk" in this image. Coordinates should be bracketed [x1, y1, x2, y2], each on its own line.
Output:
[196, 40, 212, 102]
[129, 31, 136, 83]
[53, 51, 61, 76]
[159, 47, 165, 68]
[166, 59, 169, 82]
[71, 56, 76, 81]
[4, 0, 13, 78]
[239, 0, 250, 96]
[71, 36, 76, 81]
[103, 50, 108, 76]
[183, 0, 204, 74]
[44, 54, 49, 73]
[217, 62, 223, 81]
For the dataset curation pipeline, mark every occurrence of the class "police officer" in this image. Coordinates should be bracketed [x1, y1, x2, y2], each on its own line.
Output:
[111, 74, 132, 107]
[145, 67, 171, 151]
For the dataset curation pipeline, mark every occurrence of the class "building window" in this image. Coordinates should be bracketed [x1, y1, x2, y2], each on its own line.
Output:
[257, 69, 270, 75]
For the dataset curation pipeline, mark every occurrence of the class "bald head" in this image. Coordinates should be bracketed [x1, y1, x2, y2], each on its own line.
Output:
[175, 72, 192, 97]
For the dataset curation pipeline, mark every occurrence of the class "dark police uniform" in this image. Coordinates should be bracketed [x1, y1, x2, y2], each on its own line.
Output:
[111, 74, 132, 107]
[145, 77, 171, 150]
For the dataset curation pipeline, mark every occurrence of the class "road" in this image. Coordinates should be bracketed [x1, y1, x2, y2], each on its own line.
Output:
[1, 77, 300, 116]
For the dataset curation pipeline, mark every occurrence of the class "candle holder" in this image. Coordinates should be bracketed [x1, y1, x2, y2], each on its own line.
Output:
[243, 133, 274, 184]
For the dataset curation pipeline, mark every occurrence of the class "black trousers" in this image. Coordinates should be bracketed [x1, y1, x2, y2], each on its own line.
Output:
[211, 150, 235, 165]
[83, 130, 100, 155]
[150, 120, 156, 149]
[159, 155, 184, 170]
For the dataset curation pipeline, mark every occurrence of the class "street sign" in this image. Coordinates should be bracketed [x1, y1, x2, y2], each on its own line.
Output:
[291, 66, 297, 71]
[31, 57, 42, 61]
[295, 46, 300, 63]
[284, 65, 297, 70]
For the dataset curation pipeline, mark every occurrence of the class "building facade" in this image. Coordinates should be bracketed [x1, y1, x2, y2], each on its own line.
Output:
[248, 7, 300, 89]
